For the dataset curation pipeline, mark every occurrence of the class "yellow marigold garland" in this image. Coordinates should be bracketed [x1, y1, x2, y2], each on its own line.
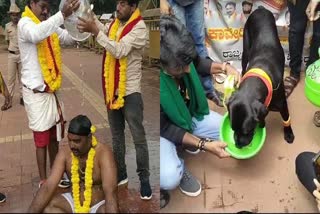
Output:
[104, 9, 141, 110]
[22, 6, 62, 92]
[71, 125, 98, 213]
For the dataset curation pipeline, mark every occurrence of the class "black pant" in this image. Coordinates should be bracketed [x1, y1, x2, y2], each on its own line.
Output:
[288, 0, 320, 78]
[107, 92, 150, 182]
[295, 151, 317, 194]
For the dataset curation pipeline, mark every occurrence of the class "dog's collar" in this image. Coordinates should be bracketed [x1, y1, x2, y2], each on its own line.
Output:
[241, 68, 273, 107]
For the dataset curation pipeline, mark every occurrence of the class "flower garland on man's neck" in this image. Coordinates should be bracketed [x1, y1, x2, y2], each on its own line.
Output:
[104, 9, 141, 109]
[71, 126, 98, 213]
[22, 6, 62, 92]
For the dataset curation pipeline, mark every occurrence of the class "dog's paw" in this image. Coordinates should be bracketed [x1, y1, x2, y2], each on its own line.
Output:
[284, 127, 295, 144]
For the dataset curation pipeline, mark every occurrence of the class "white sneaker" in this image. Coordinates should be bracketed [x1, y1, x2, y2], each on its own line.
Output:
[117, 177, 128, 186]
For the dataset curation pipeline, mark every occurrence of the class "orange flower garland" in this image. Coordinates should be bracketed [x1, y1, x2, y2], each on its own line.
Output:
[104, 9, 141, 109]
[22, 6, 62, 92]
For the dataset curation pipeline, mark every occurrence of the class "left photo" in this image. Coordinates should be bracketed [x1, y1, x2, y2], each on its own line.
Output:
[0, 0, 160, 213]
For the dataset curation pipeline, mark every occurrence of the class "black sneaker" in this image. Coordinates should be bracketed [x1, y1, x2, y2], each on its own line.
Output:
[140, 181, 152, 200]
[117, 173, 128, 186]
[0, 192, 6, 203]
[58, 179, 71, 188]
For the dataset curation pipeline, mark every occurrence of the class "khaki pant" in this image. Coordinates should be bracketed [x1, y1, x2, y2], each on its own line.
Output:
[7, 53, 22, 98]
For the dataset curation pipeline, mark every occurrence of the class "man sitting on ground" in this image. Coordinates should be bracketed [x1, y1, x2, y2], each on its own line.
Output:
[28, 115, 119, 213]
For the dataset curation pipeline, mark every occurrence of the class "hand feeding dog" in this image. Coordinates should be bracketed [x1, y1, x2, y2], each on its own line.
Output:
[227, 8, 295, 149]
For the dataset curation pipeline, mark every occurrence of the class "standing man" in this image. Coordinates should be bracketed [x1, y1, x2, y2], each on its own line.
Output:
[3, 3, 22, 110]
[18, 0, 79, 188]
[77, 0, 152, 200]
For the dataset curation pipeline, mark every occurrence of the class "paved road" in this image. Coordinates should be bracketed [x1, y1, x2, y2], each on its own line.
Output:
[0, 45, 160, 213]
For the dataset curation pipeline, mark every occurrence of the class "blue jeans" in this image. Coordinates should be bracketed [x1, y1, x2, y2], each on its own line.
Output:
[168, 0, 208, 58]
[168, 0, 214, 94]
[160, 110, 222, 190]
[200, 74, 214, 95]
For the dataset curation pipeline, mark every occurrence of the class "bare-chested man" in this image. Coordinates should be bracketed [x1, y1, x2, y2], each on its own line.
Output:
[28, 115, 119, 213]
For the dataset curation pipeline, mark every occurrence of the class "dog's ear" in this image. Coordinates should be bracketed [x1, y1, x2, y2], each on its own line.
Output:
[226, 93, 236, 112]
[252, 100, 268, 122]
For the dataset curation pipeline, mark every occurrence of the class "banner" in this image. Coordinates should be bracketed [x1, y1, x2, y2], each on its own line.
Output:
[204, 0, 313, 70]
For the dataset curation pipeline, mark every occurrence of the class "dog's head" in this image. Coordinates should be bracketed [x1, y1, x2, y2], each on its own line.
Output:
[227, 93, 268, 148]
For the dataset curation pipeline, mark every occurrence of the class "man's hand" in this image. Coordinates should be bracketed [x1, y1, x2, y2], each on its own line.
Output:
[225, 64, 241, 88]
[77, 16, 99, 36]
[61, 0, 80, 19]
[306, 0, 320, 21]
[204, 141, 231, 158]
[160, 0, 173, 15]
[313, 178, 320, 211]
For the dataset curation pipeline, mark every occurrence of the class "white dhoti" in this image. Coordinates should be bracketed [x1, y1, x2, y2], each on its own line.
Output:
[23, 87, 65, 142]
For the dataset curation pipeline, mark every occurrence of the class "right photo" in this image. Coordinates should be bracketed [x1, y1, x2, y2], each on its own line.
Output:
[160, 0, 320, 212]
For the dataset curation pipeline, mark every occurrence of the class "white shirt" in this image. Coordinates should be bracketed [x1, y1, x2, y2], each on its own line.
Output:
[18, 11, 74, 91]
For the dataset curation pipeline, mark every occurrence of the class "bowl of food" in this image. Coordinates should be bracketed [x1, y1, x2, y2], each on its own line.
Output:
[220, 113, 266, 159]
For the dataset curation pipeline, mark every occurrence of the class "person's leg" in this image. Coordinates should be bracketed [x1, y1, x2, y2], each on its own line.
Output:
[201, 74, 224, 107]
[160, 137, 201, 197]
[17, 59, 23, 105]
[33, 129, 52, 183]
[6, 53, 16, 101]
[288, 0, 309, 79]
[123, 93, 150, 182]
[307, 15, 320, 67]
[167, 0, 186, 25]
[160, 137, 184, 190]
[192, 110, 223, 140]
[123, 93, 151, 199]
[185, 0, 208, 58]
[107, 107, 127, 184]
[36, 146, 47, 181]
[295, 151, 317, 194]
[44, 193, 73, 213]
[48, 126, 58, 169]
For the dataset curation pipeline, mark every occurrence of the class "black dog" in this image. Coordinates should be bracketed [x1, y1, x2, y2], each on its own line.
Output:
[227, 8, 295, 148]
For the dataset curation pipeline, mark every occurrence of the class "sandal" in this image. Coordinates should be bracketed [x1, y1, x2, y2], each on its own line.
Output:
[1, 100, 12, 111]
[314, 111, 320, 127]
[284, 75, 299, 98]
